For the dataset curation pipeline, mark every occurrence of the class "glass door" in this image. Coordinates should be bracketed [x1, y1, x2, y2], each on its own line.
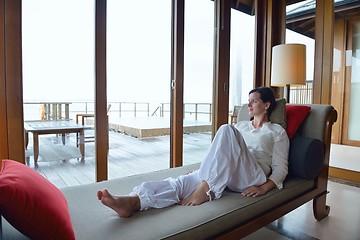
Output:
[182, 0, 214, 166]
[107, 0, 172, 176]
[22, 0, 96, 187]
[343, 18, 360, 146]
[229, 8, 256, 122]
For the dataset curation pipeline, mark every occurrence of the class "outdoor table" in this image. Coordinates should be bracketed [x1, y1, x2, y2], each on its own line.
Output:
[24, 120, 91, 163]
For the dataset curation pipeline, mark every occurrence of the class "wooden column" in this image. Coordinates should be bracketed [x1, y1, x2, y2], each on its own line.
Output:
[212, 0, 231, 136]
[253, 0, 267, 88]
[0, 0, 25, 164]
[254, 0, 285, 97]
[0, 0, 8, 162]
[313, 0, 334, 104]
[95, 0, 108, 181]
[170, 0, 184, 168]
[331, 18, 346, 144]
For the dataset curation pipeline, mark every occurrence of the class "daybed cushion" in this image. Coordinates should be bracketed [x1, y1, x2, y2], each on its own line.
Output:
[0, 159, 75, 240]
[237, 101, 311, 140]
[288, 136, 324, 179]
[269, 98, 287, 128]
[58, 163, 314, 240]
[237, 98, 287, 129]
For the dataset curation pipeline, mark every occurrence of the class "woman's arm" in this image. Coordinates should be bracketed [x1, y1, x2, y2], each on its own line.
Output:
[241, 179, 276, 197]
[242, 127, 289, 197]
[268, 129, 290, 189]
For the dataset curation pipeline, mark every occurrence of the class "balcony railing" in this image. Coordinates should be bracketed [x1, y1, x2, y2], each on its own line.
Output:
[290, 80, 313, 104]
[23, 101, 213, 123]
[23, 81, 313, 122]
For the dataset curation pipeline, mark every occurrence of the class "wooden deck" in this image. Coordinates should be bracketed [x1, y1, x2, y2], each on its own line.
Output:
[25, 129, 212, 189]
[108, 117, 212, 138]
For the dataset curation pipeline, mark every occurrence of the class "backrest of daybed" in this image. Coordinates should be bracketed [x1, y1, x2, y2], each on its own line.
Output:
[237, 103, 336, 144]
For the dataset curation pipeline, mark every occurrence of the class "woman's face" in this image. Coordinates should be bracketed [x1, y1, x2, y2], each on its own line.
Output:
[247, 92, 269, 117]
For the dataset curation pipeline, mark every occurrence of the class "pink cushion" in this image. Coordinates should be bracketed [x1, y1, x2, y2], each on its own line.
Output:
[0, 159, 75, 240]
[285, 105, 311, 139]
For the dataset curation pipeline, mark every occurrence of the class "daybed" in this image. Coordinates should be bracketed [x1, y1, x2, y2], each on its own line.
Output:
[0, 103, 337, 240]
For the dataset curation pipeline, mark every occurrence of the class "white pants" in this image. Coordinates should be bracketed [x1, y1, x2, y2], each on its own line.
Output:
[130, 124, 266, 210]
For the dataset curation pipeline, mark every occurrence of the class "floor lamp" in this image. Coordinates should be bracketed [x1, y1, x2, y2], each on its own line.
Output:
[270, 44, 306, 103]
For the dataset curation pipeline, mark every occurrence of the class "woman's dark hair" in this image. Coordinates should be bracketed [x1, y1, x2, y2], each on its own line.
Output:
[249, 87, 276, 118]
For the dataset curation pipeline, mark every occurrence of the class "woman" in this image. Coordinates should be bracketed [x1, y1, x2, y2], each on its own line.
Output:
[97, 87, 289, 218]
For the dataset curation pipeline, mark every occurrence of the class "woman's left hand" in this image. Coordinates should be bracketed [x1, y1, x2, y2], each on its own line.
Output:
[241, 179, 276, 197]
[241, 186, 266, 197]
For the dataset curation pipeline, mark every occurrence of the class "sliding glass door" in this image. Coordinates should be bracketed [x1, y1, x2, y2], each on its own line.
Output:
[22, 0, 96, 187]
[107, 0, 172, 177]
[182, 0, 213, 166]
[343, 18, 360, 146]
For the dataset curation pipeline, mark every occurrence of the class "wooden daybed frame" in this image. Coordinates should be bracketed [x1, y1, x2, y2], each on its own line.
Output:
[214, 104, 338, 239]
[1, 104, 337, 240]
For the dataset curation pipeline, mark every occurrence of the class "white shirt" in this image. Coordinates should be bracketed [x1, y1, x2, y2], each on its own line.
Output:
[234, 121, 289, 189]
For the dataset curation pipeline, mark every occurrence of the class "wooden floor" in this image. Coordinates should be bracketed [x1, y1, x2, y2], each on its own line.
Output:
[25, 130, 212, 189]
[25, 128, 360, 189]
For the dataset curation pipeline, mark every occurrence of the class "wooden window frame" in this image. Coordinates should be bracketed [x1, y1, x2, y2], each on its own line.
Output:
[0, 0, 337, 179]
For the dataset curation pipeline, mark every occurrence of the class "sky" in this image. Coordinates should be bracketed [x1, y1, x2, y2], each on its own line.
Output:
[22, 0, 314, 109]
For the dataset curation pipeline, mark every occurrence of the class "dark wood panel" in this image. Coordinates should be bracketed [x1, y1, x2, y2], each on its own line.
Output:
[213, 0, 231, 135]
[95, 0, 108, 182]
[4, 0, 25, 162]
[170, 0, 185, 168]
[313, 0, 334, 104]
[0, 0, 8, 162]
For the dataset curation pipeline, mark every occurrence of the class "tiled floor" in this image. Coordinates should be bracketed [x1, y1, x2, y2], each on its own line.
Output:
[329, 144, 360, 172]
[244, 180, 360, 240]
[244, 143, 360, 240]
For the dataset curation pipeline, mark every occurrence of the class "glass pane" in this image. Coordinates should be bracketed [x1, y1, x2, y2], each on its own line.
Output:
[183, 0, 213, 166]
[285, 0, 315, 104]
[229, 9, 255, 124]
[348, 22, 360, 141]
[22, 0, 95, 187]
[285, 29, 315, 104]
[107, 0, 171, 176]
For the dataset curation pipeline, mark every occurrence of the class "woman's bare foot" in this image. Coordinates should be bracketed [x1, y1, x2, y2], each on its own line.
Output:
[97, 189, 140, 218]
[179, 181, 214, 206]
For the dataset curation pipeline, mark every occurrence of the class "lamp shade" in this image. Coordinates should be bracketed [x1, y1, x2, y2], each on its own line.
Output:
[271, 44, 306, 86]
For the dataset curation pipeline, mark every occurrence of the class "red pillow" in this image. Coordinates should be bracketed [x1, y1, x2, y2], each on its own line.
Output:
[285, 105, 311, 139]
[0, 159, 75, 240]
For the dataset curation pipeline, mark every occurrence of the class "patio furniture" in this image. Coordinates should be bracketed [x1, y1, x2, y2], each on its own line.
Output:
[75, 104, 111, 147]
[228, 105, 241, 124]
[24, 120, 91, 163]
[76, 114, 95, 146]
[41, 102, 71, 120]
